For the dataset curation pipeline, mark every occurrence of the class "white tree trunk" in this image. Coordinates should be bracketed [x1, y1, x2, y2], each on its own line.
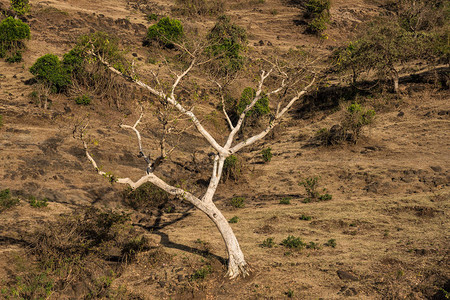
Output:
[198, 200, 249, 279]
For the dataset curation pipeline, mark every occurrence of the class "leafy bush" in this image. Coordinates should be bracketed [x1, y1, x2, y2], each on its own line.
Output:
[260, 237, 275, 248]
[28, 195, 48, 208]
[0, 17, 30, 62]
[281, 235, 306, 249]
[29, 54, 72, 93]
[342, 103, 375, 142]
[304, 0, 331, 35]
[174, 0, 224, 16]
[230, 196, 245, 208]
[223, 155, 242, 182]
[0, 188, 20, 212]
[261, 147, 272, 163]
[206, 15, 247, 74]
[228, 216, 239, 223]
[146, 17, 184, 47]
[75, 94, 92, 105]
[299, 176, 332, 203]
[10, 0, 30, 15]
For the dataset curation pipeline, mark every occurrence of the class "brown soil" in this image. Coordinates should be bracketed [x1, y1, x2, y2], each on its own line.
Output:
[0, 0, 449, 299]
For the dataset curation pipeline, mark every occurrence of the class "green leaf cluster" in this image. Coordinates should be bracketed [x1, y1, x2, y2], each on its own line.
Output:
[10, 0, 30, 15]
[146, 17, 184, 46]
[29, 54, 72, 93]
[0, 17, 30, 62]
[206, 15, 247, 74]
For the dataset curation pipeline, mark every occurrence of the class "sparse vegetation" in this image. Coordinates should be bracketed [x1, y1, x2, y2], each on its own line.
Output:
[299, 214, 312, 221]
[223, 155, 242, 182]
[75, 94, 92, 105]
[230, 196, 245, 208]
[0, 189, 20, 212]
[324, 238, 336, 248]
[28, 195, 48, 208]
[281, 235, 306, 249]
[228, 216, 239, 223]
[299, 176, 332, 203]
[279, 197, 291, 205]
[304, 0, 331, 36]
[0, 115, 3, 128]
[174, 0, 224, 16]
[0, 17, 30, 62]
[191, 265, 212, 280]
[260, 237, 275, 248]
[261, 148, 273, 163]
[285, 289, 294, 298]
[122, 182, 170, 212]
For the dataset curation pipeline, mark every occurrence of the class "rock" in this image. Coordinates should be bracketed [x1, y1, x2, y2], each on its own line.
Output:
[337, 270, 359, 281]
[397, 111, 404, 117]
[430, 166, 442, 173]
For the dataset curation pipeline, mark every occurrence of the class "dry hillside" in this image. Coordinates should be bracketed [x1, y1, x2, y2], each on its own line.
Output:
[0, 0, 449, 299]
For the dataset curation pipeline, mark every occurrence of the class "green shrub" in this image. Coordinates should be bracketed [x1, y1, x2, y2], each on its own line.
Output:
[146, 13, 158, 21]
[223, 155, 242, 181]
[299, 176, 332, 203]
[10, 0, 30, 15]
[306, 241, 320, 249]
[191, 265, 212, 280]
[0, 189, 20, 212]
[206, 15, 247, 74]
[28, 195, 48, 208]
[0, 17, 30, 62]
[279, 197, 291, 205]
[260, 237, 275, 248]
[299, 214, 312, 221]
[342, 103, 375, 142]
[29, 54, 72, 93]
[304, 0, 331, 35]
[230, 196, 245, 208]
[228, 216, 239, 223]
[75, 94, 92, 105]
[281, 235, 306, 249]
[285, 289, 294, 298]
[174, 0, 224, 16]
[0, 115, 3, 128]
[261, 147, 272, 163]
[324, 238, 336, 248]
[146, 17, 184, 46]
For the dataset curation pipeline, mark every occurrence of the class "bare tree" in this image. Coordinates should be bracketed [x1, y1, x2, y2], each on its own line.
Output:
[80, 42, 315, 279]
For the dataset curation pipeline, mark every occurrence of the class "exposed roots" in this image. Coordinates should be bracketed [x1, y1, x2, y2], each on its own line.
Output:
[226, 261, 251, 280]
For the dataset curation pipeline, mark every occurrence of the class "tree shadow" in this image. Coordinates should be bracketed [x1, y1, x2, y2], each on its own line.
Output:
[135, 202, 227, 265]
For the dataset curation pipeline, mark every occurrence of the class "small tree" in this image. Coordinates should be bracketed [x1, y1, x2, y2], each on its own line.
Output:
[78, 31, 315, 279]
[0, 16, 30, 62]
[333, 18, 436, 92]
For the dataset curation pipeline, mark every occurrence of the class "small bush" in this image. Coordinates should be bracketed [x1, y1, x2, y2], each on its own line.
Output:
[306, 241, 321, 249]
[279, 197, 291, 205]
[223, 155, 242, 182]
[324, 238, 336, 248]
[28, 195, 48, 208]
[230, 196, 245, 208]
[29, 54, 72, 93]
[260, 147, 272, 163]
[146, 17, 184, 47]
[75, 94, 92, 105]
[0, 115, 3, 128]
[0, 189, 20, 212]
[260, 237, 275, 248]
[342, 103, 375, 142]
[299, 176, 332, 203]
[304, 0, 331, 35]
[206, 15, 247, 74]
[228, 216, 239, 223]
[0, 17, 30, 62]
[10, 0, 30, 15]
[174, 0, 224, 16]
[281, 235, 306, 249]
[299, 214, 312, 221]
[191, 265, 212, 280]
